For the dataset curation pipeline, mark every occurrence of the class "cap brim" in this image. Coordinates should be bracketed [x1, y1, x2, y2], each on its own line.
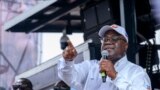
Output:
[98, 25, 114, 38]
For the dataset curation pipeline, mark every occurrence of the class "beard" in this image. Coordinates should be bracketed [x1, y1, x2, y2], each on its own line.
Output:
[107, 45, 125, 64]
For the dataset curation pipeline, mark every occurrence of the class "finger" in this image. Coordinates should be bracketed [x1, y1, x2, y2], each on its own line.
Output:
[63, 49, 76, 59]
[66, 42, 77, 54]
[72, 48, 77, 54]
[63, 52, 72, 60]
[63, 51, 68, 59]
[100, 64, 106, 72]
[67, 40, 74, 48]
[100, 60, 107, 65]
[65, 46, 73, 55]
[63, 50, 69, 57]
[101, 64, 105, 68]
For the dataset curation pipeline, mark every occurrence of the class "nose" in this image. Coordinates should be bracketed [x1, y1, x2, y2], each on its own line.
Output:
[102, 41, 113, 49]
[105, 38, 115, 44]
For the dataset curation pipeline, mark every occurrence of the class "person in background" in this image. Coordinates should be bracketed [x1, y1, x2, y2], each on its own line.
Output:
[12, 78, 33, 90]
[53, 80, 70, 90]
[58, 24, 151, 90]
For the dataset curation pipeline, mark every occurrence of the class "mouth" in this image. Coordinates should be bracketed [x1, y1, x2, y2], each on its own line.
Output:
[103, 47, 115, 56]
[106, 48, 113, 51]
[103, 47, 114, 51]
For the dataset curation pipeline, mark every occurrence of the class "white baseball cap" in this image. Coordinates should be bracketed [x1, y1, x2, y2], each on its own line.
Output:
[98, 24, 128, 42]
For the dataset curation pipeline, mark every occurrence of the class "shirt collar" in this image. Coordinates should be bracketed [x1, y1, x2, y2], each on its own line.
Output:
[114, 55, 128, 72]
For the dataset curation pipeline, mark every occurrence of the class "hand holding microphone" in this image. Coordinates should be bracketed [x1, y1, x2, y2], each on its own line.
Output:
[100, 50, 108, 82]
[100, 50, 117, 82]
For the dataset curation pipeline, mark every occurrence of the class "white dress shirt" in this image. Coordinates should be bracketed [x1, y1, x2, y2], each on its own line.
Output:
[58, 55, 151, 90]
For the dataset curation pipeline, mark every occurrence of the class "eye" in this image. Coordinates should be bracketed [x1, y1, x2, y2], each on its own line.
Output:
[112, 36, 119, 42]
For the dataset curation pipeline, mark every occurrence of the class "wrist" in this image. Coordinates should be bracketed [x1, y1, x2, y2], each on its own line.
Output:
[111, 72, 118, 80]
[65, 59, 74, 61]
[63, 56, 74, 61]
[61, 57, 74, 65]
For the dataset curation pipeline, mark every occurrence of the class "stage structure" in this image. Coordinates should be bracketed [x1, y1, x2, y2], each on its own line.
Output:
[15, 39, 92, 90]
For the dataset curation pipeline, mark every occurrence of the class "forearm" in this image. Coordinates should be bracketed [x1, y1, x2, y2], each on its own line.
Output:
[58, 58, 75, 85]
[58, 58, 89, 90]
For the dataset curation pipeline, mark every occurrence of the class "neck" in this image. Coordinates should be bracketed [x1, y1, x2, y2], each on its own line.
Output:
[110, 54, 125, 65]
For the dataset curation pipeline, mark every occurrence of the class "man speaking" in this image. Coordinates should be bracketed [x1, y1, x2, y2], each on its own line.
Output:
[58, 24, 151, 90]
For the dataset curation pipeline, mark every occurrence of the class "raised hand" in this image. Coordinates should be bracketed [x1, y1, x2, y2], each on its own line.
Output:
[62, 40, 77, 61]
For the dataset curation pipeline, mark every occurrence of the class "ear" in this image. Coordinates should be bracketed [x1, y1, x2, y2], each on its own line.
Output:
[124, 43, 128, 52]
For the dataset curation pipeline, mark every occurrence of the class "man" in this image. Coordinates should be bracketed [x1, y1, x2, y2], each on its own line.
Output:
[58, 24, 151, 90]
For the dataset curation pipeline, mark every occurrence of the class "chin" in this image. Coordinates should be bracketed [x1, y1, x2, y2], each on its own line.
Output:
[108, 50, 114, 56]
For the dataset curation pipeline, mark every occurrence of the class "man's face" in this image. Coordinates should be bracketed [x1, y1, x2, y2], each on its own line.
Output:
[101, 30, 128, 63]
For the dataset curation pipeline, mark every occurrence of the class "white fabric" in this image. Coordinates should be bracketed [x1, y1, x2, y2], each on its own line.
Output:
[58, 55, 151, 90]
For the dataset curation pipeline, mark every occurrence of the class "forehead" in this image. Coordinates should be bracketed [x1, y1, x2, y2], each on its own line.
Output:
[104, 29, 121, 36]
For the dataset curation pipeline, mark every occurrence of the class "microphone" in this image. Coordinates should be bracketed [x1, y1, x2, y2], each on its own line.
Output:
[60, 30, 69, 50]
[101, 50, 109, 83]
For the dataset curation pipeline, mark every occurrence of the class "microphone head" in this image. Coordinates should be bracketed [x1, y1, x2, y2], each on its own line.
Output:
[101, 50, 109, 57]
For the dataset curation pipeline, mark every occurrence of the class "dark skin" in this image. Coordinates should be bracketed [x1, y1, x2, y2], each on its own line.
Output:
[100, 30, 128, 79]
[62, 30, 128, 80]
[62, 40, 77, 61]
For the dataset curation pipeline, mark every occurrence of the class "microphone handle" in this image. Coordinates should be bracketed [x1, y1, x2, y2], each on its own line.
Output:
[101, 55, 107, 83]
[102, 55, 107, 59]
[101, 72, 106, 82]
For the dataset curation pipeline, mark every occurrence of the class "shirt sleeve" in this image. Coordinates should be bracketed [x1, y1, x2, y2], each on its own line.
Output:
[112, 68, 151, 90]
[57, 58, 91, 90]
